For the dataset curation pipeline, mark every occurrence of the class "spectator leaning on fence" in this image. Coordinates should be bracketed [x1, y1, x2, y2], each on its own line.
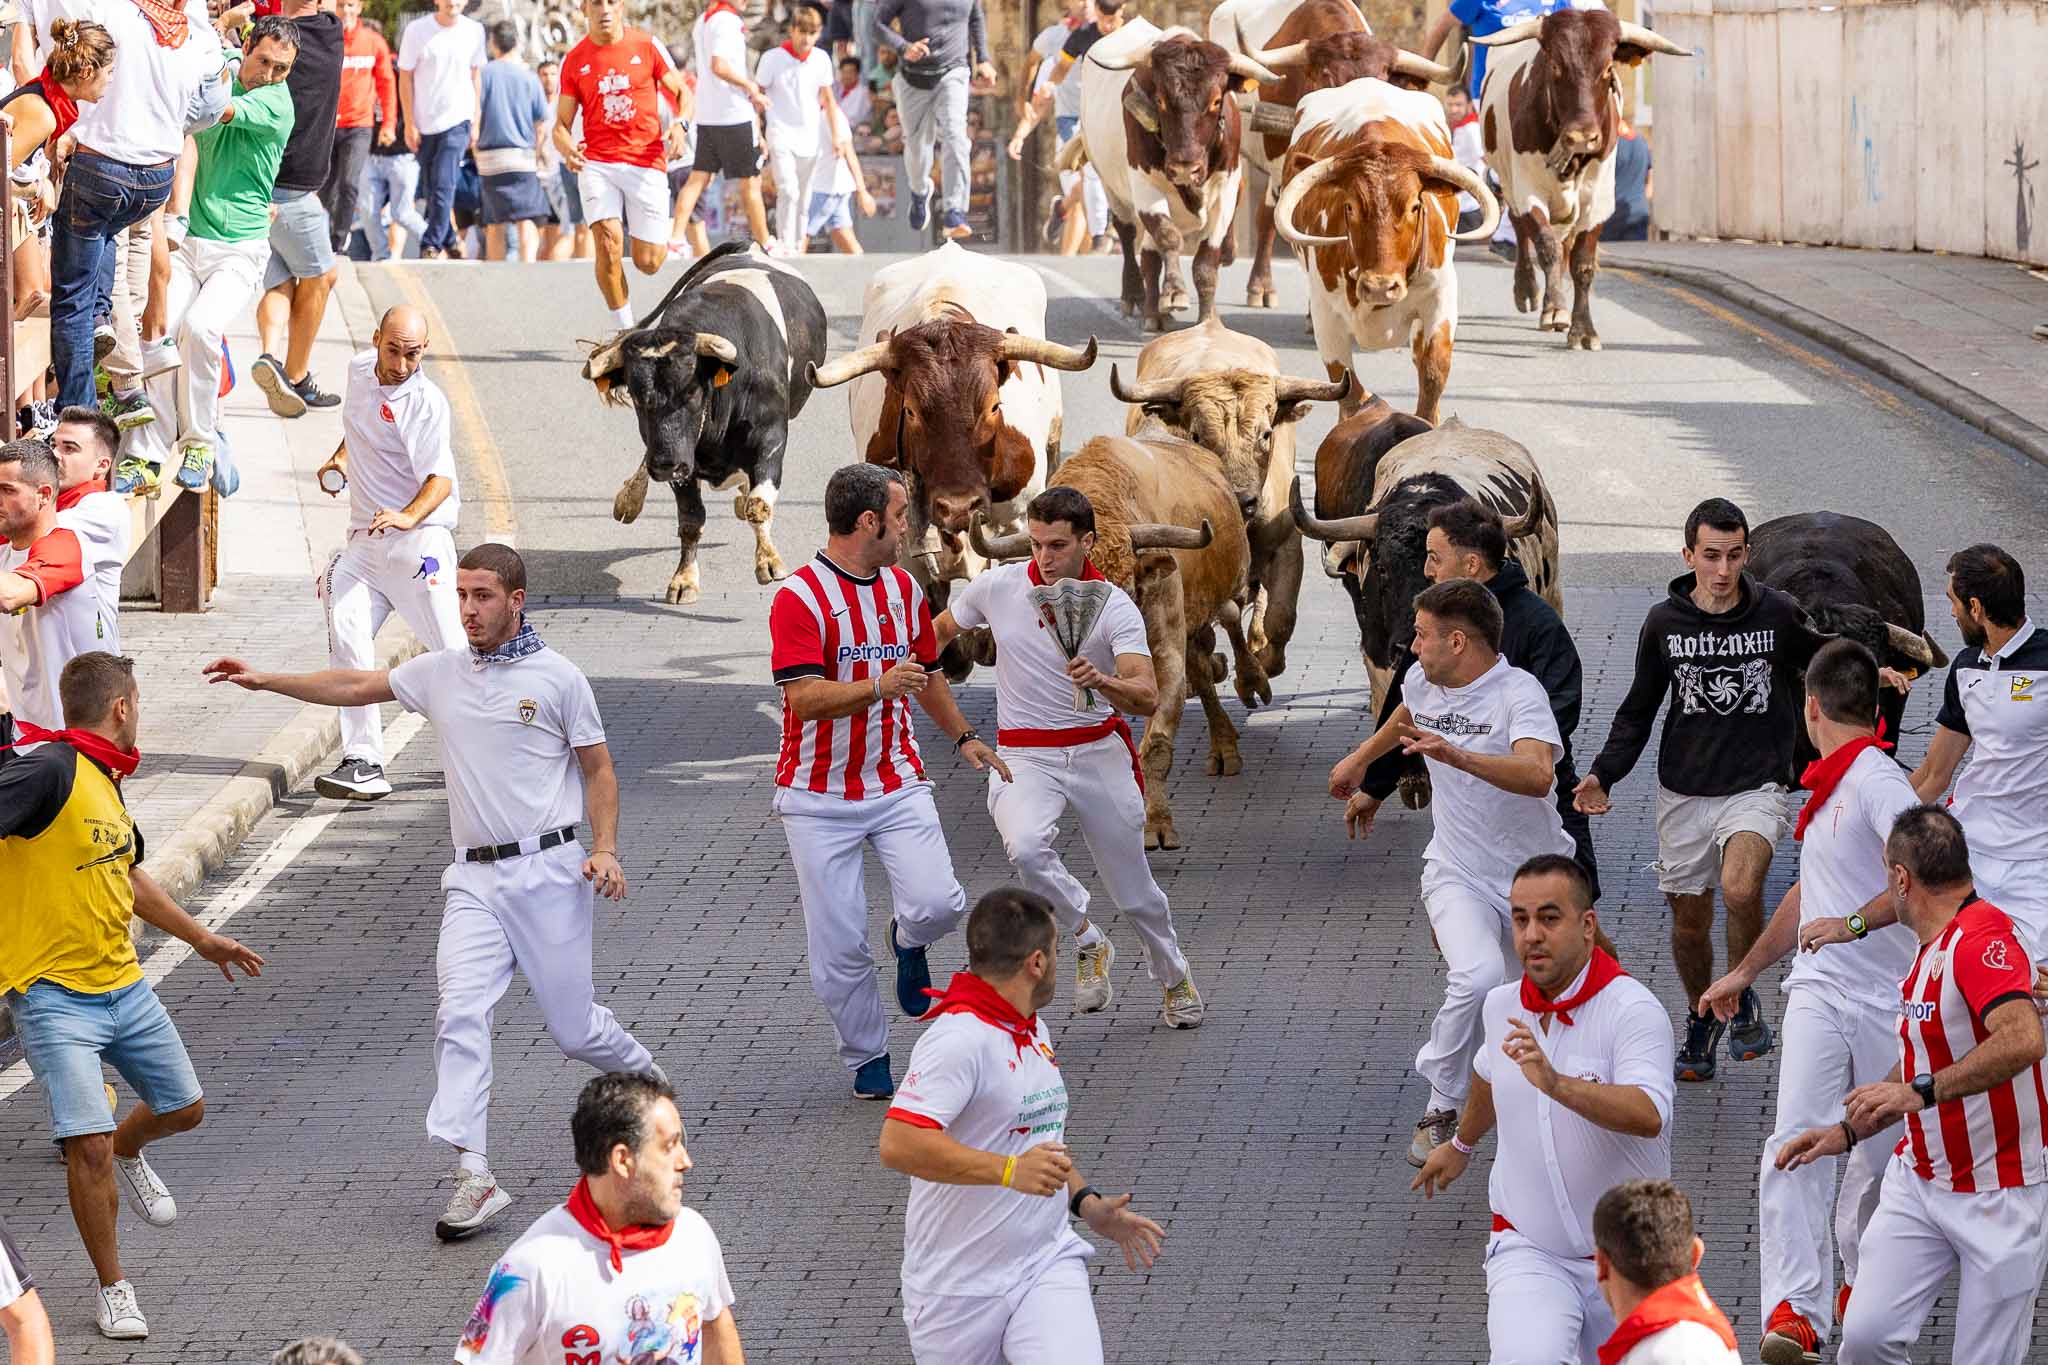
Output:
[475, 19, 550, 263]
[324, 0, 395, 253]
[873, 0, 992, 241]
[398, 0, 486, 259]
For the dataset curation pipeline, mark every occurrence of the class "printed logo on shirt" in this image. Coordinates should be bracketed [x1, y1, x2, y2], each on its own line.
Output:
[517, 697, 539, 725]
[1985, 939, 2013, 972]
[1673, 661, 1771, 716]
[1411, 710, 1493, 738]
[459, 1263, 524, 1352]
[415, 556, 441, 584]
[380, 402, 396, 423]
[630, 53, 642, 62]
[561, 1321, 600, 1364]
[1665, 628, 1778, 659]
[597, 70, 636, 125]
[620, 1291, 702, 1362]
[838, 640, 909, 666]
[1902, 999, 1938, 1022]
[2013, 675, 2036, 701]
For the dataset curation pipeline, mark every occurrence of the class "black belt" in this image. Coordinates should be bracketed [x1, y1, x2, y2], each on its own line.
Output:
[461, 825, 577, 863]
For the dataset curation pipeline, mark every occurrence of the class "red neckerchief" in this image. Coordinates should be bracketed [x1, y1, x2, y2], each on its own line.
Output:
[35, 67, 82, 139]
[701, 1, 742, 22]
[1596, 1275, 1737, 1365]
[1794, 721, 1893, 842]
[1452, 110, 1479, 128]
[3, 723, 141, 778]
[1025, 558, 1107, 585]
[921, 971, 1040, 1058]
[564, 1177, 674, 1273]
[127, 0, 190, 48]
[56, 478, 107, 511]
[1520, 947, 1627, 1027]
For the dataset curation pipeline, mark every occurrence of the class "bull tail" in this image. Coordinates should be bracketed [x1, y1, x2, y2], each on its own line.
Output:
[1055, 135, 1089, 174]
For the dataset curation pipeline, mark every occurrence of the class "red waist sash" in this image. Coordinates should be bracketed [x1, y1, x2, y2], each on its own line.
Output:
[997, 716, 1143, 792]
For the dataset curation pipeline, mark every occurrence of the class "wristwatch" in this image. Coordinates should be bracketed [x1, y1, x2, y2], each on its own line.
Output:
[954, 728, 980, 751]
[1846, 912, 1869, 940]
[1911, 1073, 1938, 1110]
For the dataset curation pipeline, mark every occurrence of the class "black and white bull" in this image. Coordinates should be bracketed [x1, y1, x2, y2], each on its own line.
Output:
[582, 242, 828, 604]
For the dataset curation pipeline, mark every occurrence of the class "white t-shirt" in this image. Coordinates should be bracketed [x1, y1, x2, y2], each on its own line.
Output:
[399, 13, 487, 136]
[890, 1009, 1091, 1298]
[58, 491, 127, 657]
[814, 99, 855, 195]
[340, 349, 459, 534]
[1784, 747, 1921, 1011]
[1030, 22, 1081, 120]
[947, 562, 1148, 734]
[453, 1204, 734, 1365]
[1473, 967, 1674, 1259]
[755, 44, 832, 157]
[387, 643, 604, 849]
[692, 7, 751, 127]
[1402, 655, 1574, 890]
[1451, 118, 1485, 213]
[0, 524, 119, 732]
[68, 0, 219, 164]
[1609, 1320, 1742, 1365]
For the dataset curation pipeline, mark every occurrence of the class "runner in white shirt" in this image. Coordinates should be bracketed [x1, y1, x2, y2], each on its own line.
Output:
[1414, 855, 1676, 1365]
[453, 1072, 742, 1365]
[1591, 1181, 1741, 1365]
[754, 7, 835, 251]
[1328, 576, 1577, 1166]
[934, 486, 1203, 1027]
[50, 409, 127, 655]
[0, 1215, 53, 1365]
[310, 306, 464, 802]
[880, 887, 1165, 1365]
[0, 441, 118, 748]
[204, 544, 659, 1244]
[1697, 641, 1918, 1362]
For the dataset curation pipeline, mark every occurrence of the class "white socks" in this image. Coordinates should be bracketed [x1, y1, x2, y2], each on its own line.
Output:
[1428, 1089, 1463, 1116]
[457, 1149, 489, 1175]
[1075, 924, 1104, 949]
[610, 304, 634, 329]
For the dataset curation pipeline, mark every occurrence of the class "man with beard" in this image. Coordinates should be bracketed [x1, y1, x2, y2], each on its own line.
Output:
[452, 1072, 744, 1364]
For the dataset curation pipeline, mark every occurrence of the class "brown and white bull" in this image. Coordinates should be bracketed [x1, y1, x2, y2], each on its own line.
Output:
[1210, 0, 1452, 307]
[1069, 19, 1275, 331]
[1110, 315, 1348, 702]
[1271, 79, 1499, 423]
[972, 432, 1249, 850]
[1474, 9, 1690, 349]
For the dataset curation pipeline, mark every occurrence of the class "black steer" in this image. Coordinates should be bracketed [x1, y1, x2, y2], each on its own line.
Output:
[583, 242, 828, 604]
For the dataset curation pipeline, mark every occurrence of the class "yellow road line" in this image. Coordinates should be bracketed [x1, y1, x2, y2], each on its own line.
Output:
[378, 263, 520, 544]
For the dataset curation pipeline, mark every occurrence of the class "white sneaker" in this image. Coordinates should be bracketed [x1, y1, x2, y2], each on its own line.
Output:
[1408, 1107, 1458, 1168]
[113, 1152, 176, 1225]
[1161, 974, 1205, 1029]
[1074, 935, 1115, 1013]
[138, 335, 182, 379]
[435, 1168, 512, 1241]
[95, 1279, 148, 1339]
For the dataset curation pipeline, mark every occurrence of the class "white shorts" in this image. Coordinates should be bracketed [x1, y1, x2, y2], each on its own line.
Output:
[576, 159, 669, 243]
[1653, 783, 1790, 894]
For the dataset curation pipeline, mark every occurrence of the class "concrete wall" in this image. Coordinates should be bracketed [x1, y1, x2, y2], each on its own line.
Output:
[1652, 0, 2048, 266]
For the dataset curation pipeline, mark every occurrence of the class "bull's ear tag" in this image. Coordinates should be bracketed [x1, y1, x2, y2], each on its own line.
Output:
[712, 369, 732, 388]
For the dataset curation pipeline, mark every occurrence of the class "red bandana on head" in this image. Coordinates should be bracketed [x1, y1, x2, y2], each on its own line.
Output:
[1519, 947, 1627, 1027]
[921, 971, 1042, 1059]
[2, 722, 141, 778]
[565, 1177, 674, 1273]
[1596, 1274, 1737, 1365]
[1025, 558, 1106, 585]
[1794, 721, 1894, 842]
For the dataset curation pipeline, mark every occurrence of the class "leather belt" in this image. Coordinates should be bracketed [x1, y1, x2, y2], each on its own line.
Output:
[460, 825, 576, 863]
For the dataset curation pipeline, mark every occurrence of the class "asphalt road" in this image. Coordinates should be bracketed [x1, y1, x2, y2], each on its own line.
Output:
[4, 244, 2045, 1364]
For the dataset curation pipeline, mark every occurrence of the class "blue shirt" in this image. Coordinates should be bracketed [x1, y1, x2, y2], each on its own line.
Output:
[1451, 0, 1605, 97]
[476, 58, 547, 152]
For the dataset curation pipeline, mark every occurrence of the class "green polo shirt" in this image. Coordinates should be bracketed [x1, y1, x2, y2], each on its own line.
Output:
[189, 77, 297, 243]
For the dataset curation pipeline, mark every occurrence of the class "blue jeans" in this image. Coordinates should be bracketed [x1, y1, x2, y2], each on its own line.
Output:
[8, 978, 203, 1140]
[416, 121, 470, 253]
[362, 153, 429, 260]
[51, 152, 174, 409]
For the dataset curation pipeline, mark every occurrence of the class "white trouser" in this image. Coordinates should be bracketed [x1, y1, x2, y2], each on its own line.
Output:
[775, 781, 968, 1069]
[323, 526, 463, 767]
[1058, 164, 1109, 237]
[1838, 1158, 2048, 1365]
[988, 737, 1188, 986]
[427, 841, 654, 1156]
[1414, 861, 1518, 1108]
[1758, 982, 1896, 1339]
[1485, 1229, 1612, 1365]
[903, 1248, 1101, 1365]
[1968, 852, 2048, 959]
[767, 143, 821, 247]
[145, 235, 269, 451]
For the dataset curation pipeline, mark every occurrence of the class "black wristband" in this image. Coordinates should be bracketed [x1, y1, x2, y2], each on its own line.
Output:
[954, 728, 980, 751]
[1840, 1119, 1858, 1151]
[1068, 1184, 1098, 1219]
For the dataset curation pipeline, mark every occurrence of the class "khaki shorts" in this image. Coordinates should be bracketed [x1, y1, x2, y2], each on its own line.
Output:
[1653, 783, 1790, 894]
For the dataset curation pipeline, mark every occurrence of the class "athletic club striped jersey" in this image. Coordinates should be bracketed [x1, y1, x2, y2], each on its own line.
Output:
[769, 553, 939, 798]
[1895, 899, 2048, 1192]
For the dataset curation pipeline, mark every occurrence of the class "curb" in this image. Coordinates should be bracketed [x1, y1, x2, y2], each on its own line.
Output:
[1606, 257, 2048, 471]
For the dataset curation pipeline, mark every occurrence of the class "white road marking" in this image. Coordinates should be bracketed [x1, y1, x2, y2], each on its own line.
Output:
[0, 711, 428, 1104]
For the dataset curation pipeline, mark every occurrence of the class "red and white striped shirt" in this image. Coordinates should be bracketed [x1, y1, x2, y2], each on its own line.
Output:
[770, 553, 939, 799]
[1895, 899, 2048, 1192]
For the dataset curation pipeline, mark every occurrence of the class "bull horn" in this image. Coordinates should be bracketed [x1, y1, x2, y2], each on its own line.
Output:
[1289, 475, 1380, 543]
[1273, 154, 1347, 247]
[1471, 17, 1543, 46]
[1392, 50, 1456, 85]
[969, 514, 1033, 562]
[1226, 49, 1283, 85]
[1428, 154, 1502, 242]
[694, 333, 739, 363]
[1129, 518, 1215, 550]
[999, 332, 1099, 372]
[581, 332, 629, 381]
[1616, 20, 1692, 56]
[807, 338, 894, 389]
[1087, 35, 1158, 71]
[1109, 363, 1184, 406]
[1502, 481, 1545, 540]
[1886, 623, 1937, 669]
[1274, 370, 1352, 404]
[1231, 12, 1311, 71]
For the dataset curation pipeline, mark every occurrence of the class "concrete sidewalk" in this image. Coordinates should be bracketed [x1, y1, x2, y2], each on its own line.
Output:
[1604, 240, 2048, 466]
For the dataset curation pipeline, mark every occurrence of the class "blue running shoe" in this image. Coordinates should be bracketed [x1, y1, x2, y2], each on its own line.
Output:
[1728, 986, 1776, 1062]
[890, 918, 933, 1018]
[853, 1054, 894, 1100]
[908, 192, 929, 231]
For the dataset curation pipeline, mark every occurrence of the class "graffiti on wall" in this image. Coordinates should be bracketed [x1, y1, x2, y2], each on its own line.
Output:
[2005, 134, 2038, 256]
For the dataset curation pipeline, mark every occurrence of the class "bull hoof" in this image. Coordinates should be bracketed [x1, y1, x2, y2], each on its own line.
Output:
[1246, 286, 1276, 308]
[1162, 289, 1190, 313]
[1144, 818, 1181, 851]
[1206, 744, 1243, 777]
[1513, 281, 1539, 314]
[1121, 297, 1141, 318]
[665, 580, 701, 606]
[1144, 314, 1170, 333]
[1234, 671, 1272, 709]
[1540, 306, 1569, 332]
[754, 552, 787, 584]
[613, 473, 650, 524]
[1398, 771, 1433, 810]
[1567, 325, 1601, 352]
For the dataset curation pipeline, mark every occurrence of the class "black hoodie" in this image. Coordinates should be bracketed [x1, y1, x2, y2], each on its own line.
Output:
[1588, 571, 1829, 798]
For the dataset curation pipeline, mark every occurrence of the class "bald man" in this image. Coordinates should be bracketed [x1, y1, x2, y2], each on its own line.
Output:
[311, 306, 465, 800]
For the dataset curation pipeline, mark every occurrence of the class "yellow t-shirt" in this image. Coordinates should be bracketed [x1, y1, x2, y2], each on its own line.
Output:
[0, 746, 143, 996]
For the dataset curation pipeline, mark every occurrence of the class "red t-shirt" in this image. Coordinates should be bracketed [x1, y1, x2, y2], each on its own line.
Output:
[560, 29, 676, 171]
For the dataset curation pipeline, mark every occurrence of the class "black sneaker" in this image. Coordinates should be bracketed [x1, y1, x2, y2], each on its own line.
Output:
[1675, 1009, 1724, 1082]
[290, 373, 341, 410]
[1728, 986, 1777, 1062]
[250, 353, 305, 418]
[890, 918, 933, 1018]
[314, 757, 391, 800]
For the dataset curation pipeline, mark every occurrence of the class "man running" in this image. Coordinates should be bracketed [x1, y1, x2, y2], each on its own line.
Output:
[453, 1072, 744, 1364]
[310, 305, 463, 802]
[204, 543, 660, 1243]
[1699, 641, 1917, 1362]
[555, 0, 691, 330]
[880, 886, 1165, 1364]
[932, 486, 1203, 1027]
[1329, 578, 1577, 1166]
